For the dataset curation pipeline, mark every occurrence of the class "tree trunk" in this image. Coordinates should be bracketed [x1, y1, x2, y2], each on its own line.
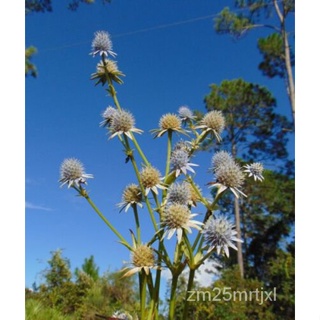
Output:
[231, 142, 244, 278]
[273, 0, 295, 124]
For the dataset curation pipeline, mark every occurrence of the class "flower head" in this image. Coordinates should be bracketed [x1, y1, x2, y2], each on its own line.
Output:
[112, 311, 133, 320]
[91, 60, 124, 86]
[166, 182, 192, 205]
[151, 113, 186, 138]
[118, 184, 143, 212]
[140, 166, 166, 196]
[161, 203, 203, 243]
[122, 244, 159, 277]
[211, 151, 233, 171]
[90, 30, 116, 57]
[243, 162, 264, 182]
[170, 149, 198, 177]
[100, 106, 117, 127]
[202, 215, 242, 257]
[208, 157, 246, 198]
[109, 109, 143, 140]
[196, 110, 225, 142]
[178, 106, 195, 123]
[59, 158, 93, 188]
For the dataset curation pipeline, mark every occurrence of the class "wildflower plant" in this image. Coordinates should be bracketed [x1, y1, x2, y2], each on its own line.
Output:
[59, 31, 265, 320]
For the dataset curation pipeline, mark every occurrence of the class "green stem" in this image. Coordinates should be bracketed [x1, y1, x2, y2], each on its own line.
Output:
[131, 134, 150, 166]
[140, 271, 148, 320]
[182, 269, 196, 320]
[123, 135, 158, 231]
[133, 204, 141, 244]
[146, 272, 157, 320]
[168, 273, 179, 320]
[165, 130, 172, 178]
[82, 192, 130, 248]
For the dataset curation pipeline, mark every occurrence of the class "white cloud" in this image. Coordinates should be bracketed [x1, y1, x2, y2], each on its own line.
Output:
[25, 202, 53, 211]
[194, 259, 222, 287]
[160, 259, 222, 287]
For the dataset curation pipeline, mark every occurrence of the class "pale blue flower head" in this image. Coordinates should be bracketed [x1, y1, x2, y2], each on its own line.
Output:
[167, 182, 191, 205]
[90, 30, 116, 57]
[202, 215, 242, 257]
[178, 106, 195, 122]
[170, 149, 198, 177]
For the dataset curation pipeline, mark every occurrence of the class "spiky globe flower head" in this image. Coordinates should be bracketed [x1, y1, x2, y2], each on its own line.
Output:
[162, 203, 203, 243]
[208, 160, 246, 198]
[122, 244, 158, 277]
[109, 109, 143, 140]
[243, 162, 264, 182]
[196, 110, 225, 142]
[151, 113, 186, 138]
[140, 166, 166, 196]
[166, 182, 192, 205]
[178, 106, 195, 123]
[118, 184, 143, 212]
[112, 311, 133, 320]
[211, 150, 234, 172]
[90, 30, 116, 57]
[91, 59, 124, 85]
[202, 215, 242, 257]
[170, 149, 198, 177]
[59, 158, 93, 188]
[100, 106, 117, 127]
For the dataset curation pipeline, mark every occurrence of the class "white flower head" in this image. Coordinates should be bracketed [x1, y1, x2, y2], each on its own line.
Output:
[211, 151, 233, 172]
[208, 159, 247, 198]
[90, 30, 116, 57]
[140, 166, 166, 196]
[117, 184, 143, 212]
[196, 110, 225, 142]
[109, 109, 143, 140]
[151, 113, 187, 138]
[112, 310, 133, 320]
[202, 215, 242, 257]
[100, 106, 117, 127]
[121, 243, 160, 277]
[59, 158, 93, 188]
[243, 162, 264, 182]
[161, 204, 203, 243]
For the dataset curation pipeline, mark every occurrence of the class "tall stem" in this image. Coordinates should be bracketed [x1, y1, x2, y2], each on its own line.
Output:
[82, 192, 129, 248]
[133, 204, 141, 244]
[140, 271, 148, 320]
[165, 130, 172, 178]
[168, 274, 179, 320]
[182, 269, 195, 320]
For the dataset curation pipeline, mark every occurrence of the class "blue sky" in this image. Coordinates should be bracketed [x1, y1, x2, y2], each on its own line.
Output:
[24, 0, 297, 300]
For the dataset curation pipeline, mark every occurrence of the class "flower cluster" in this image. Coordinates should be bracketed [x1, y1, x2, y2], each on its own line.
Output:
[58, 31, 267, 320]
